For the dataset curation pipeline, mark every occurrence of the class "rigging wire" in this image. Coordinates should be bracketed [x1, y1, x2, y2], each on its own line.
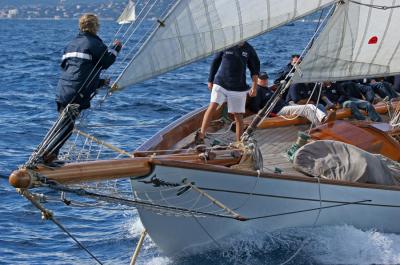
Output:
[35, 1, 173, 162]
[308, 82, 324, 134]
[108, 0, 168, 80]
[42, 180, 386, 221]
[18, 189, 104, 265]
[278, 177, 323, 265]
[244, 4, 336, 138]
[102, 0, 160, 84]
[92, 0, 176, 109]
[112, 0, 183, 87]
[192, 214, 223, 249]
[118, 0, 146, 40]
[349, 0, 400, 10]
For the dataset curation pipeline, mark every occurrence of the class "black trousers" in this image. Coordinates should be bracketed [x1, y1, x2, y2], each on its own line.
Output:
[44, 103, 80, 160]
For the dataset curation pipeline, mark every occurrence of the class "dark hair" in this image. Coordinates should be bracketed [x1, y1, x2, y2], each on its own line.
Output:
[291, 54, 300, 59]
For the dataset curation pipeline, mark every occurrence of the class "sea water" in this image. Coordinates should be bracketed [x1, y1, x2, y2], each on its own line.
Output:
[1, 19, 400, 265]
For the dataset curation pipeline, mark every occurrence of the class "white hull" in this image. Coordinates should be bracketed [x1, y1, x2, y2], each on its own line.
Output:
[131, 162, 400, 255]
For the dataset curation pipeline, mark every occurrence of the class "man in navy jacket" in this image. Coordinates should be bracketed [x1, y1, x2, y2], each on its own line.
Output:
[196, 41, 260, 143]
[56, 13, 121, 111]
[322, 81, 382, 122]
[44, 14, 122, 163]
[248, 72, 329, 124]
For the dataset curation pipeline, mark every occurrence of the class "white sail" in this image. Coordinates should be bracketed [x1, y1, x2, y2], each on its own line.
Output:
[294, 0, 400, 83]
[114, 0, 335, 90]
[117, 0, 136, 24]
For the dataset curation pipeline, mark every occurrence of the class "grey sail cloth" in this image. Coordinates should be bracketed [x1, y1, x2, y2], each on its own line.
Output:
[293, 140, 400, 185]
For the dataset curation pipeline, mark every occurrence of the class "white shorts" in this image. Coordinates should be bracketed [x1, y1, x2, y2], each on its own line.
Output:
[210, 84, 248, 113]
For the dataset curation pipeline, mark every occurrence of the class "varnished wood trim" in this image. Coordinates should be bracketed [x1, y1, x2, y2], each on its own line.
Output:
[256, 101, 398, 129]
[150, 159, 400, 192]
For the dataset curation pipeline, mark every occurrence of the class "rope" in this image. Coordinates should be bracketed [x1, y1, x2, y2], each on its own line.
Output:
[278, 177, 323, 265]
[183, 180, 246, 220]
[25, 104, 80, 167]
[263, 82, 321, 125]
[308, 82, 323, 134]
[17, 189, 104, 265]
[390, 102, 400, 128]
[232, 169, 261, 211]
[246, 199, 370, 221]
[206, 121, 235, 136]
[119, 0, 148, 40]
[109, 0, 163, 80]
[41, 180, 383, 222]
[74, 129, 134, 158]
[349, 0, 400, 10]
[242, 4, 336, 140]
[109, 0, 169, 82]
[192, 215, 222, 249]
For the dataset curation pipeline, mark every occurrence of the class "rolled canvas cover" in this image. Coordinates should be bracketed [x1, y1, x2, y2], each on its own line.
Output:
[293, 140, 400, 185]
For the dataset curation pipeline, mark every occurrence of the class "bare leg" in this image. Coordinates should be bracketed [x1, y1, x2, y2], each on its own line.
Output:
[200, 102, 219, 139]
[233, 113, 244, 142]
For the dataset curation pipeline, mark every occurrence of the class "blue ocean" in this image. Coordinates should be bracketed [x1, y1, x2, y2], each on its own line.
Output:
[1, 19, 400, 265]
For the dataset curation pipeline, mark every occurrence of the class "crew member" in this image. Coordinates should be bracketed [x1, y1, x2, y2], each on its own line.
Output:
[196, 41, 260, 143]
[44, 13, 122, 164]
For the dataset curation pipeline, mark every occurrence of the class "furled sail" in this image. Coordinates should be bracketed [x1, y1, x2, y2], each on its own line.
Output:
[117, 0, 136, 24]
[114, 0, 335, 90]
[294, 0, 400, 83]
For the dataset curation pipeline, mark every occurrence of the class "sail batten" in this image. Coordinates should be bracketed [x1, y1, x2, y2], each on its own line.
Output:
[294, 0, 400, 83]
[114, 0, 335, 90]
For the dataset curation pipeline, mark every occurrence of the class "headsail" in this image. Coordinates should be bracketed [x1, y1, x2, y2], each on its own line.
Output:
[114, 0, 335, 90]
[117, 0, 136, 24]
[294, 0, 400, 83]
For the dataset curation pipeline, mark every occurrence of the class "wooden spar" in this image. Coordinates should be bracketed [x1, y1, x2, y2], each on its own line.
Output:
[9, 149, 242, 189]
[9, 157, 152, 189]
[252, 100, 399, 129]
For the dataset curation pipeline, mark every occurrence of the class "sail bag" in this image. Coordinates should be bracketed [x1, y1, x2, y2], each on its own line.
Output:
[293, 140, 400, 185]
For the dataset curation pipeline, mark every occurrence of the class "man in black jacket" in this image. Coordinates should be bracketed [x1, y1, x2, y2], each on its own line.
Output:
[322, 81, 382, 122]
[274, 54, 301, 86]
[196, 41, 260, 143]
[44, 13, 122, 163]
[249, 72, 329, 124]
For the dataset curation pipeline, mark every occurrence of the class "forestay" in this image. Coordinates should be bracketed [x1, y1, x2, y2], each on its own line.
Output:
[117, 0, 136, 24]
[294, 0, 400, 83]
[114, 0, 335, 90]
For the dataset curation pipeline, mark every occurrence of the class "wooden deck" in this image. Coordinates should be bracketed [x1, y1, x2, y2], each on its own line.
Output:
[253, 125, 307, 176]
[174, 119, 308, 177]
[172, 108, 396, 178]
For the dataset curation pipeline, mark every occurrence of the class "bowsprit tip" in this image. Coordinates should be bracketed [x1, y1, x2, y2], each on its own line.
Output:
[9, 169, 32, 189]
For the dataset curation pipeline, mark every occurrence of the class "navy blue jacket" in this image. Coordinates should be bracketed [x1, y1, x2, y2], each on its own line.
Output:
[322, 83, 347, 104]
[248, 85, 287, 114]
[273, 63, 293, 86]
[340, 81, 372, 102]
[208, 42, 260, 92]
[56, 31, 118, 110]
[286, 83, 318, 103]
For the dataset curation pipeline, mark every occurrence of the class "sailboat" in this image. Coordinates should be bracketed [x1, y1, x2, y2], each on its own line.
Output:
[117, 0, 136, 24]
[8, 0, 400, 260]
